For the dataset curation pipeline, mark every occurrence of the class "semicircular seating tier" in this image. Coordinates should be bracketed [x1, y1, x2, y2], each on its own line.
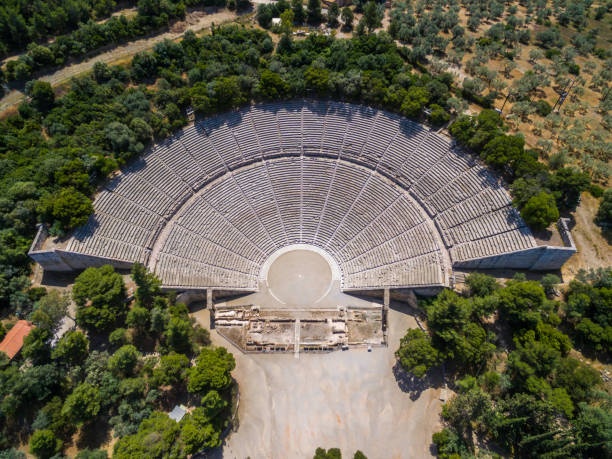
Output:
[66, 100, 537, 290]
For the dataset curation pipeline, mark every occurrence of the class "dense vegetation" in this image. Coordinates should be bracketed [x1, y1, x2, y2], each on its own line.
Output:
[396, 270, 611, 458]
[0, 263, 235, 457]
[0, 0, 122, 55]
[1, 0, 255, 85]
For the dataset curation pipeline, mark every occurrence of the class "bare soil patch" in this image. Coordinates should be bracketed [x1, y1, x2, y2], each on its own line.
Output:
[563, 192, 612, 280]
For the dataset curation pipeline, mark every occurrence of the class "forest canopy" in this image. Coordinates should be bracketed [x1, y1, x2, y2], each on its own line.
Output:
[397, 270, 611, 458]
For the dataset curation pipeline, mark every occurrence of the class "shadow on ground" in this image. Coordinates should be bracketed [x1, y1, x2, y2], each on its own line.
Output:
[392, 362, 443, 401]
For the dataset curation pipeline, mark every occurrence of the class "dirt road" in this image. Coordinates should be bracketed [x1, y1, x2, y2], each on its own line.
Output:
[0, 8, 238, 113]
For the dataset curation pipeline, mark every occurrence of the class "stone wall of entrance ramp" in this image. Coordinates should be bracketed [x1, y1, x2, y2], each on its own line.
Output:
[452, 245, 574, 270]
[28, 224, 135, 272]
[452, 218, 576, 271]
[29, 248, 135, 272]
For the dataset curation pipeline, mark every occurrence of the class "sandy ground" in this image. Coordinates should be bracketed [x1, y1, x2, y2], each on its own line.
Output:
[194, 303, 443, 459]
[266, 249, 332, 305]
[562, 192, 612, 280]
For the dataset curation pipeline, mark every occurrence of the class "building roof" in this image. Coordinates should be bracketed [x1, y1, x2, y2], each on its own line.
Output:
[0, 320, 34, 360]
[169, 405, 187, 422]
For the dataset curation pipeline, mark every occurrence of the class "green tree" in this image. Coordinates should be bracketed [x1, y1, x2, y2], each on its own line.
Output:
[52, 330, 89, 366]
[201, 390, 228, 419]
[29, 81, 54, 112]
[553, 358, 601, 405]
[480, 134, 525, 173]
[0, 449, 26, 459]
[131, 263, 161, 308]
[574, 318, 612, 352]
[61, 383, 101, 424]
[363, 1, 382, 33]
[73, 265, 127, 332]
[596, 189, 612, 226]
[258, 70, 290, 100]
[442, 388, 494, 446]
[327, 3, 339, 26]
[38, 187, 93, 233]
[341, 7, 354, 29]
[432, 427, 469, 458]
[164, 317, 192, 354]
[314, 448, 342, 459]
[549, 167, 590, 210]
[113, 412, 183, 458]
[126, 306, 150, 333]
[108, 345, 141, 376]
[428, 104, 450, 126]
[188, 347, 236, 393]
[395, 329, 442, 377]
[573, 402, 612, 458]
[152, 353, 190, 387]
[292, 0, 305, 24]
[401, 86, 430, 118]
[280, 8, 295, 35]
[426, 290, 496, 371]
[22, 327, 52, 364]
[306, 0, 322, 25]
[520, 192, 559, 230]
[257, 4, 274, 28]
[55, 159, 92, 194]
[30, 290, 69, 333]
[497, 280, 547, 328]
[305, 66, 330, 94]
[75, 450, 108, 459]
[465, 273, 500, 297]
[181, 395, 227, 454]
[492, 393, 558, 453]
[29, 430, 62, 459]
[109, 328, 131, 348]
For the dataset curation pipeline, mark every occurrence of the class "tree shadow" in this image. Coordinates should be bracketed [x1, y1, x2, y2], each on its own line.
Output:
[76, 417, 112, 451]
[392, 362, 443, 401]
[600, 227, 612, 246]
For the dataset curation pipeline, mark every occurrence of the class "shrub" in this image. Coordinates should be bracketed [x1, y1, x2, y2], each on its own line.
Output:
[596, 189, 612, 226]
[428, 104, 450, 126]
[109, 328, 131, 348]
[520, 192, 559, 230]
[568, 63, 580, 75]
[73, 265, 127, 332]
[108, 345, 141, 376]
[395, 328, 442, 377]
[535, 100, 552, 117]
[29, 430, 62, 459]
[589, 184, 604, 198]
[38, 188, 93, 234]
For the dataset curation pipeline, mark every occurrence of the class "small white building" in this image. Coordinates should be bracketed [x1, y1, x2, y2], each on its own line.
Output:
[169, 405, 187, 423]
